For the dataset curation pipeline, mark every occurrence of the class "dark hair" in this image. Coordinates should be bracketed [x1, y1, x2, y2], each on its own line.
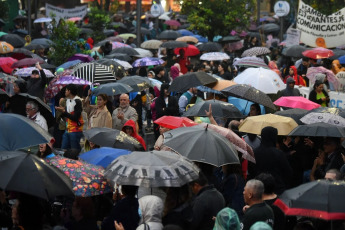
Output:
[121, 185, 138, 197]
[97, 93, 108, 102]
[155, 66, 164, 75]
[16, 194, 44, 230]
[219, 62, 228, 71]
[138, 67, 147, 77]
[326, 169, 342, 180]
[255, 173, 276, 194]
[74, 197, 95, 219]
[163, 225, 183, 230]
[191, 171, 208, 187]
[66, 84, 78, 96]
[31, 70, 39, 75]
[36, 144, 52, 158]
[160, 83, 170, 97]
[14, 80, 27, 93]
[302, 57, 309, 62]
[249, 103, 261, 115]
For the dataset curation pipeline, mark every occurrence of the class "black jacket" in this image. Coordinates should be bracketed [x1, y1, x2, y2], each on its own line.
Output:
[155, 96, 179, 119]
[26, 69, 47, 100]
[309, 89, 329, 106]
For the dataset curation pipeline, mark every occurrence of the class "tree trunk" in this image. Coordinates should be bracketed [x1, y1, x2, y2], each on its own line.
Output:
[104, 0, 111, 11]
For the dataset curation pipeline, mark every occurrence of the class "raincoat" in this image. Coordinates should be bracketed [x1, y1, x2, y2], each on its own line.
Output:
[122, 119, 147, 150]
[137, 195, 164, 230]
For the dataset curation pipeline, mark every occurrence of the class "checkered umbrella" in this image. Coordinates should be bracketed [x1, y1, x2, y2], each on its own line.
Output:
[233, 57, 269, 69]
[241, 47, 271, 57]
[72, 63, 116, 84]
[200, 52, 230, 61]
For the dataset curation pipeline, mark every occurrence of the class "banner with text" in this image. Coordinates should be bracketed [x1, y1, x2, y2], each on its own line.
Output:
[45, 3, 88, 21]
[296, 0, 345, 48]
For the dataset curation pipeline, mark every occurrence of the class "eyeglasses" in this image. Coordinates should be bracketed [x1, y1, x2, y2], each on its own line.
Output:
[26, 108, 35, 111]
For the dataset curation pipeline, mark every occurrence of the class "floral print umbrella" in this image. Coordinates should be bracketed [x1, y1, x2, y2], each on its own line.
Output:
[46, 155, 113, 197]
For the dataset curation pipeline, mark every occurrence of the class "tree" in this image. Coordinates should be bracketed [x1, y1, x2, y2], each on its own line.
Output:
[180, 0, 255, 41]
[88, 6, 111, 43]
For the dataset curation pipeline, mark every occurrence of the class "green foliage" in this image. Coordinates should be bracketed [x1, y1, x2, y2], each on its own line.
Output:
[88, 6, 111, 43]
[0, 1, 9, 19]
[48, 19, 80, 66]
[181, 0, 255, 40]
[302, 0, 344, 15]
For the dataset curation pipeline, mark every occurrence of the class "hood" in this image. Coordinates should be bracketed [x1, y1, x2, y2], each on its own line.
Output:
[122, 119, 137, 135]
[170, 66, 179, 79]
[289, 66, 297, 77]
[286, 77, 295, 85]
[315, 73, 326, 82]
[139, 195, 163, 224]
[260, 126, 277, 147]
[213, 207, 241, 230]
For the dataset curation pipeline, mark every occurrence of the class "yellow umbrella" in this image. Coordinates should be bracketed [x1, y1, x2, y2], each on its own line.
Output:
[176, 36, 198, 44]
[239, 114, 298, 135]
[0, 41, 14, 54]
[118, 33, 137, 40]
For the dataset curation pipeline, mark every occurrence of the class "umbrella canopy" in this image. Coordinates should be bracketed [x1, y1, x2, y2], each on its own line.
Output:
[33, 17, 52, 23]
[176, 36, 198, 44]
[300, 112, 345, 127]
[118, 33, 136, 40]
[130, 27, 151, 35]
[233, 57, 269, 69]
[282, 45, 309, 58]
[221, 84, 276, 110]
[183, 99, 244, 118]
[274, 180, 345, 220]
[177, 29, 194, 36]
[330, 49, 345, 60]
[192, 35, 208, 43]
[165, 20, 181, 27]
[80, 147, 131, 168]
[200, 52, 230, 61]
[0, 151, 73, 200]
[197, 42, 222, 52]
[306, 107, 345, 118]
[45, 76, 91, 99]
[105, 150, 199, 187]
[258, 23, 280, 33]
[92, 82, 133, 96]
[132, 57, 164, 67]
[56, 60, 82, 70]
[241, 47, 271, 57]
[306, 66, 339, 89]
[72, 63, 116, 84]
[274, 96, 321, 110]
[83, 127, 142, 150]
[111, 47, 139, 56]
[11, 48, 34, 57]
[302, 47, 334, 59]
[105, 53, 132, 61]
[31, 38, 53, 48]
[275, 108, 308, 125]
[160, 41, 188, 49]
[117, 75, 151, 91]
[0, 41, 14, 54]
[0, 113, 52, 151]
[46, 155, 113, 197]
[112, 59, 132, 70]
[289, 122, 345, 137]
[11, 58, 44, 68]
[110, 41, 131, 49]
[79, 28, 93, 35]
[95, 59, 126, 77]
[0, 34, 25, 47]
[67, 17, 82, 22]
[239, 114, 298, 135]
[140, 40, 163, 49]
[210, 80, 237, 92]
[169, 72, 218, 92]
[219, 35, 241, 43]
[0, 57, 17, 66]
[133, 48, 153, 58]
[154, 116, 198, 129]
[15, 67, 54, 78]
[174, 45, 200, 56]
[68, 53, 94, 63]
[234, 67, 285, 94]
[163, 126, 240, 167]
[157, 30, 182, 40]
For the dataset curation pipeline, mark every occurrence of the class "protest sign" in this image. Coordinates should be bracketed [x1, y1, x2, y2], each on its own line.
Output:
[45, 3, 87, 22]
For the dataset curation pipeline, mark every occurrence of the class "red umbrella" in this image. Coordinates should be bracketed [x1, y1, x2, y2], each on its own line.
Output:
[164, 20, 181, 27]
[154, 116, 198, 129]
[302, 47, 334, 59]
[274, 96, 321, 110]
[0, 57, 17, 66]
[67, 17, 82, 22]
[174, 45, 200, 57]
[11, 58, 44, 68]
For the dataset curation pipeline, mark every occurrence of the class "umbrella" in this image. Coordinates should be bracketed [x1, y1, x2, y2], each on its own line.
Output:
[274, 180, 345, 220]
[174, 45, 200, 56]
[154, 116, 198, 129]
[192, 35, 208, 43]
[67, 17, 82, 22]
[159, 12, 171, 20]
[15, 67, 54, 78]
[11, 58, 44, 68]
[92, 82, 133, 96]
[241, 47, 271, 57]
[72, 63, 116, 84]
[68, 53, 94, 63]
[163, 126, 240, 167]
[103, 29, 115, 37]
[133, 48, 153, 58]
[56, 60, 82, 70]
[306, 66, 339, 90]
[46, 155, 113, 197]
[306, 107, 345, 118]
[302, 47, 334, 59]
[0, 41, 14, 54]
[160, 41, 188, 49]
[80, 147, 131, 168]
[210, 80, 237, 92]
[221, 84, 276, 110]
[23, 43, 45, 51]
[31, 38, 53, 48]
[330, 49, 345, 60]
[111, 47, 139, 56]
[176, 36, 198, 44]
[96, 58, 126, 73]
[110, 42, 131, 49]
[197, 42, 222, 52]
[12, 29, 28, 37]
[105, 53, 132, 61]
[83, 127, 142, 150]
[219, 35, 241, 43]
[0, 34, 25, 48]
[0, 151, 73, 200]
[105, 150, 200, 187]
[11, 48, 34, 56]
[130, 27, 151, 35]
[169, 72, 218, 92]
[157, 30, 182, 40]
[0, 57, 17, 66]
[289, 122, 345, 137]
[0, 113, 52, 151]
[45, 76, 91, 99]
[258, 23, 280, 33]
[274, 96, 321, 110]
[165, 20, 181, 27]
[105, 36, 124, 42]
[300, 112, 345, 127]
[132, 57, 164, 67]
[275, 108, 308, 125]
[233, 57, 269, 69]
[282, 45, 309, 58]
[239, 114, 298, 135]
[177, 29, 194, 36]
[234, 67, 285, 94]
[183, 99, 243, 118]
[117, 75, 151, 92]
[113, 59, 133, 70]
[338, 55, 345, 64]
[118, 33, 136, 40]
[33, 17, 52, 23]
[110, 22, 127, 30]
[140, 40, 163, 49]
[200, 52, 230, 61]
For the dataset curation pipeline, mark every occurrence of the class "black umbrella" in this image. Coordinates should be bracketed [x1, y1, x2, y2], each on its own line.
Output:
[117, 75, 151, 92]
[163, 126, 240, 167]
[110, 22, 127, 30]
[197, 42, 222, 52]
[11, 48, 34, 56]
[103, 29, 115, 37]
[13, 15, 27, 21]
[0, 19, 5, 26]
[0, 113, 52, 151]
[275, 108, 308, 125]
[160, 41, 188, 49]
[111, 47, 139, 56]
[12, 29, 28, 37]
[40, 63, 56, 69]
[179, 24, 190, 29]
[92, 82, 133, 96]
[258, 23, 280, 33]
[169, 72, 218, 92]
[0, 34, 25, 48]
[130, 27, 151, 35]
[183, 99, 244, 118]
[72, 63, 117, 84]
[157, 30, 182, 40]
[95, 58, 126, 79]
[288, 122, 345, 137]
[31, 38, 53, 48]
[330, 49, 345, 60]
[282, 45, 309, 58]
[219, 35, 241, 43]
[83, 127, 143, 150]
[23, 43, 45, 50]
[221, 84, 276, 110]
[105, 53, 132, 61]
[274, 180, 345, 220]
[0, 151, 73, 200]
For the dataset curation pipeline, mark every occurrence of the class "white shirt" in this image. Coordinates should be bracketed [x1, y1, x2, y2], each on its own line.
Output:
[29, 112, 48, 131]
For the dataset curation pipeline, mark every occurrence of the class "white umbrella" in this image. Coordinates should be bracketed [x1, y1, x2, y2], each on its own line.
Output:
[113, 59, 132, 70]
[133, 48, 153, 58]
[200, 52, 230, 61]
[234, 67, 284, 94]
[33, 17, 52, 23]
[159, 12, 171, 21]
[300, 112, 345, 127]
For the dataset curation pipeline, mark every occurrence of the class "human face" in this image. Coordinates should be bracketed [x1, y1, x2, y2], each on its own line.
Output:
[124, 126, 133, 135]
[159, 126, 171, 135]
[26, 105, 36, 117]
[289, 68, 294, 75]
[323, 140, 336, 154]
[97, 96, 106, 108]
[243, 184, 252, 205]
[288, 82, 295, 89]
[316, 84, 324, 93]
[218, 65, 223, 72]
[39, 144, 47, 153]
[119, 95, 129, 108]
[147, 72, 154, 78]
[31, 72, 40, 79]
[13, 83, 20, 94]
[164, 88, 170, 97]
[249, 105, 259, 116]
[65, 88, 71, 98]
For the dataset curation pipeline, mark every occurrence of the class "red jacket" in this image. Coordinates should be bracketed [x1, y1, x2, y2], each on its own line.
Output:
[284, 66, 306, 86]
[122, 119, 147, 150]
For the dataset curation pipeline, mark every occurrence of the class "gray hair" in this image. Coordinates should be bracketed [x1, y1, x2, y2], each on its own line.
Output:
[26, 101, 39, 112]
[246, 179, 264, 200]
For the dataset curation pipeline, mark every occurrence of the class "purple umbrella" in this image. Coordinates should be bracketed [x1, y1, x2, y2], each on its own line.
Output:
[132, 57, 164, 67]
[68, 53, 94, 63]
[54, 76, 92, 86]
[111, 42, 131, 49]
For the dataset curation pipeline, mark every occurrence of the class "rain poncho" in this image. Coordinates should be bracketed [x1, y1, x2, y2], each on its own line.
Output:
[213, 207, 241, 230]
[137, 195, 164, 230]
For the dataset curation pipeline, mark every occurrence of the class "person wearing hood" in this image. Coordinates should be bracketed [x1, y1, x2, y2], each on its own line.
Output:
[213, 207, 241, 230]
[283, 66, 305, 86]
[279, 77, 300, 97]
[122, 119, 147, 150]
[135, 195, 164, 230]
[26, 62, 47, 100]
[249, 126, 293, 195]
[309, 73, 334, 91]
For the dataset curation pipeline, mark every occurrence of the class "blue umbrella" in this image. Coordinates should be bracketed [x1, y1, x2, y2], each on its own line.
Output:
[178, 29, 194, 36]
[79, 147, 131, 168]
[192, 35, 208, 43]
[338, 55, 345, 65]
[227, 96, 265, 115]
[56, 59, 82, 71]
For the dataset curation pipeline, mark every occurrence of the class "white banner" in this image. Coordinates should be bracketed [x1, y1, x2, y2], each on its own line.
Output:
[296, 0, 345, 48]
[298, 86, 345, 108]
[45, 3, 88, 21]
[285, 28, 301, 47]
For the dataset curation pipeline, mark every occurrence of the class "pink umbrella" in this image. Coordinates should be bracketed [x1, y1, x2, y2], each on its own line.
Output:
[274, 96, 321, 110]
[68, 17, 82, 22]
[306, 66, 340, 89]
[111, 42, 131, 49]
[302, 47, 334, 59]
[164, 20, 181, 27]
[0, 57, 17, 66]
[11, 58, 44, 68]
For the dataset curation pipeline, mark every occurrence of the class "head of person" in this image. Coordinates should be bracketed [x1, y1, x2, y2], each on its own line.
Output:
[155, 66, 165, 77]
[190, 172, 208, 195]
[323, 137, 340, 155]
[30, 69, 40, 79]
[138, 195, 164, 225]
[123, 125, 134, 136]
[97, 94, 108, 109]
[160, 83, 170, 98]
[37, 143, 52, 158]
[249, 103, 261, 116]
[119, 93, 130, 108]
[14, 80, 27, 94]
[189, 87, 197, 95]
[159, 125, 171, 135]
[289, 66, 297, 76]
[26, 101, 39, 117]
[213, 207, 241, 230]
[170, 66, 180, 80]
[255, 173, 276, 195]
[286, 77, 296, 89]
[65, 84, 78, 98]
[249, 221, 272, 230]
[121, 185, 138, 197]
[250, 36, 257, 44]
[72, 197, 95, 222]
[313, 80, 324, 93]
[218, 62, 227, 74]
[243, 179, 264, 206]
[148, 70, 155, 78]
[260, 126, 278, 148]
[325, 169, 342, 180]
[302, 57, 309, 67]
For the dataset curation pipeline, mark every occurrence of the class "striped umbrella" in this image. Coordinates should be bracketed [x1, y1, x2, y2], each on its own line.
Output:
[72, 63, 116, 84]
[233, 57, 269, 69]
